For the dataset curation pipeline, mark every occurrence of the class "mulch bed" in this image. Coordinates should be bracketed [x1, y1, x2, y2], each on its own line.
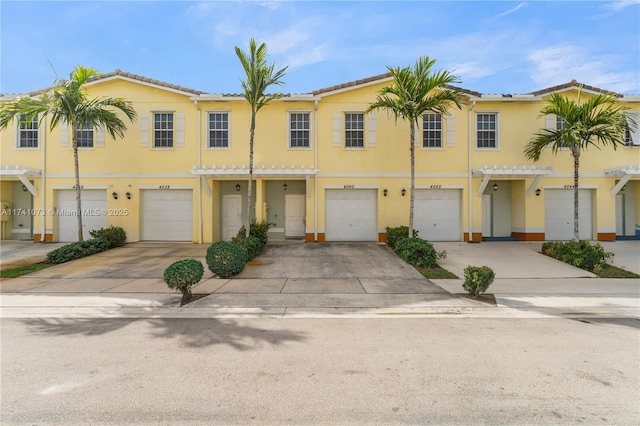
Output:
[180, 293, 209, 306]
[461, 293, 497, 305]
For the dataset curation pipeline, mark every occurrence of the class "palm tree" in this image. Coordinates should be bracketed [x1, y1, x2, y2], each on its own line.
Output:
[0, 65, 137, 241]
[366, 56, 463, 237]
[524, 87, 632, 241]
[235, 38, 287, 236]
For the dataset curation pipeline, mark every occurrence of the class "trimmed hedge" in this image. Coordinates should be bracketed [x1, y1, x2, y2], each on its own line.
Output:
[45, 238, 111, 264]
[394, 237, 440, 268]
[385, 226, 419, 250]
[164, 258, 204, 300]
[206, 241, 248, 278]
[232, 233, 263, 260]
[463, 265, 495, 296]
[89, 226, 127, 248]
[541, 240, 613, 273]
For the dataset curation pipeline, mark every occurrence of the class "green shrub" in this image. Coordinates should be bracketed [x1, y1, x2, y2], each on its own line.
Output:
[163, 258, 204, 301]
[463, 265, 495, 296]
[89, 226, 127, 248]
[385, 226, 419, 250]
[394, 237, 440, 268]
[232, 233, 263, 260]
[45, 238, 111, 264]
[541, 240, 613, 272]
[206, 241, 248, 278]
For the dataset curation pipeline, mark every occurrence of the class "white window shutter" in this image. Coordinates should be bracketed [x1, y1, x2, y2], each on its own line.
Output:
[627, 112, 639, 145]
[414, 122, 420, 146]
[333, 114, 341, 147]
[60, 124, 69, 147]
[446, 114, 455, 146]
[95, 127, 105, 147]
[140, 114, 149, 147]
[368, 114, 376, 147]
[545, 114, 555, 130]
[176, 113, 185, 147]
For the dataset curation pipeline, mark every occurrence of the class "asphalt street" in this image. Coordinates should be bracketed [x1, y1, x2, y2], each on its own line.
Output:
[2, 317, 638, 425]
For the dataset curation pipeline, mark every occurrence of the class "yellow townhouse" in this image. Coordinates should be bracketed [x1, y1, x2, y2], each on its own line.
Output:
[1, 71, 638, 244]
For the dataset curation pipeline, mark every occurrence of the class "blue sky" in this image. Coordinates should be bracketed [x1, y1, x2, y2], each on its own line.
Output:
[1, 1, 639, 95]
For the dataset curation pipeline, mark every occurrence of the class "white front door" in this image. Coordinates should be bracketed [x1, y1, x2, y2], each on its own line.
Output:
[616, 193, 625, 236]
[222, 194, 243, 240]
[285, 194, 305, 237]
[482, 194, 492, 238]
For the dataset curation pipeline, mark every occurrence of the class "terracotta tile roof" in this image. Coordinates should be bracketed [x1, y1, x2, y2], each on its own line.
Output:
[311, 72, 481, 97]
[529, 79, 622, 98]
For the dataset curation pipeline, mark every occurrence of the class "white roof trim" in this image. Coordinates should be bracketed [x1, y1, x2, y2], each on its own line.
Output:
[0, 165, 42, 176]
[605, 165, 640, 176]
[314, 76, 394, 98]
[191, 94, 317, 102]
[472, 165, 554, 177]
[86, 75, 199, 97]
[191, 164, 318, 177]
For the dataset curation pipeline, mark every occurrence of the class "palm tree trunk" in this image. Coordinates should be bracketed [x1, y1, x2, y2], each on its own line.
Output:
[408, 123, 415, 238]
[72, 129, 84, 242]
[246, 113, 255, 238]
[572, 148, 580, 241]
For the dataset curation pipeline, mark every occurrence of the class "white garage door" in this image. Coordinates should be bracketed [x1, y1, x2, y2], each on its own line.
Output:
[414, 189, 462, 241]
[141, 189, 193, 241]
[57, 190, 107, 242]
[325, 189, 377, 241]
[545, 189, 593, 240]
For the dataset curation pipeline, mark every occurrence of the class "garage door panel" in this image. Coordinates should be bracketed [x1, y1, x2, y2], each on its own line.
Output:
[545, 189, 592, 240]
[414, 189, 461, 241]
[56, 190, 107, 242]
[141, 190, 193, 241]
[325, 189, 377, 242]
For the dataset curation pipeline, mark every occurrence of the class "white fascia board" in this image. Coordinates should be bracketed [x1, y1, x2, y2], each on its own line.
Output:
[621, 95, 640, 102]
[191, 94, 317, 102]
[87, 75, 198, 97]
[0, 165, 42, 176]
[314, 77, 394, 98]
[472, 165, 554, 176]
[605, 165, 640, 176]
[474, 95, 537, 102]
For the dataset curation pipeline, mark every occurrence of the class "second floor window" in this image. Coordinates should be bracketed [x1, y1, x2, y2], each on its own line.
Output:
[18, 114, 38, 148]
[423, 113, 442, 148]
[289, 112, 310, 148]
[154, 112, 173, 148]
[345, 113, 364, 148]
[76, 124, 94, 148]
[208, 112, 229, 148]
[476, 113, 497, 148]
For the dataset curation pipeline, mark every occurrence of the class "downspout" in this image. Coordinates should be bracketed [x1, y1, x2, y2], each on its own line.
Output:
[314, 99, 319, 242]
[194, 99, 203, 244]
[467, 100, 476, 243]
[40, 115, 46, 243]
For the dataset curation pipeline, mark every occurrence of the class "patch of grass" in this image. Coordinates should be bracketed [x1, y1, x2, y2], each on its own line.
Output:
[0, 263, 54, 278]
[417, 264, 458, 279]
[596, 264, 640, 278]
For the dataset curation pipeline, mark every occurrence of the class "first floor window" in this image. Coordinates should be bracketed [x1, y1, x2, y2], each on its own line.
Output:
[208, 112, 229, 148]
[289, 112, 310, 148]
[76, 124, 94, 148]
[423, 113, 442, 148]
[18, 114, 38, 148]
[476, 113, 497, 148]
[345, 113, 364, 147]
[154, 112, 173, 148]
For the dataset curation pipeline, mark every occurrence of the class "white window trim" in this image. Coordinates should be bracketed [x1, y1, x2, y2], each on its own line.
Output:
[625, 111, 639, 147]
[206, 110, 231, 150]
[15, 114, 40, 150]
[152, 111, 175, 150]
[287, 110, 312, 150]
[421, 113, 444, 151]
[75, 124, 95, 150]
[344, 111, 366, 150]
[475, 111, 499, 150]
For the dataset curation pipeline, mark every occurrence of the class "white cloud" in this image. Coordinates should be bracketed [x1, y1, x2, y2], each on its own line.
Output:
[495, 2, 526, 18]
[604, 0, 640, 11]
[527, 44, 638, 92]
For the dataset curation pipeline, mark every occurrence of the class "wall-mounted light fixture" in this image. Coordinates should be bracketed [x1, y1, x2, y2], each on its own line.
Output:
[283, 182, 288, 191]
[112, 192, 118, 200]
[126, 192, 132, 200]
[235, 183, 241, 192]
[21, 184, 28, 192]
[401, 188, 406, 196]
[535, 188, 541, 197]
[383, 189, 388, 197]
[621, 185, 626, 192]
[493, 183, 498, 191]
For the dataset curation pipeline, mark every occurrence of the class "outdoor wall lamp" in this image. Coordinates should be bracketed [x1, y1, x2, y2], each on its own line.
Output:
[235, 183, 241, 192]
[21, 184, 28, 192]
[383, 189, 388, 197]
[401, 188, 406, 196]
[126, 192, 132, 200]
[493, 183, 498, 191]
[283, 182, 288, 191]
[112, 192, 118, 200]
[535, 188, 541, 197]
